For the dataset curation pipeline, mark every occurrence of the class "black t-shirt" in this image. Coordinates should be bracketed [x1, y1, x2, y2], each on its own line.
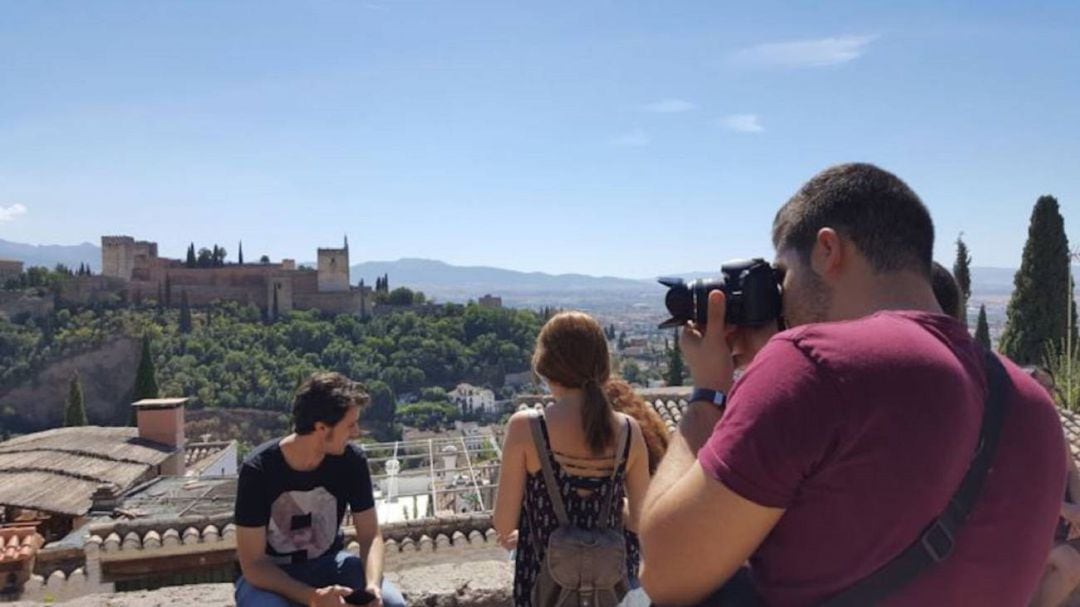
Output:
[234, 439, 375, 563]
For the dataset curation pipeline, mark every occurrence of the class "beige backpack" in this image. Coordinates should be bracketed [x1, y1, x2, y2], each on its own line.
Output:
[528, 411, 631, 607]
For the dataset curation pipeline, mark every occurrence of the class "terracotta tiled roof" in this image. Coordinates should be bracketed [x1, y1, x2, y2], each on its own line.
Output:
[0, 525, 43, 565]
[0, 427, 175, 465]
[0, 427, 175, 516]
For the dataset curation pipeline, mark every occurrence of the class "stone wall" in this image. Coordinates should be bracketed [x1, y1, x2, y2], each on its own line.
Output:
[0, 260, 23, 284]
[317, 248, 350, 293]
[100, 237, 136, 281]
[0, 292, 54, 320]
[59, 276, 128, 307]
[13, 514, 513, 604]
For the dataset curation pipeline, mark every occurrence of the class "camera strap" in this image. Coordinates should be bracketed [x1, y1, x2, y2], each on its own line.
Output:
[819, 348, 1011, 607]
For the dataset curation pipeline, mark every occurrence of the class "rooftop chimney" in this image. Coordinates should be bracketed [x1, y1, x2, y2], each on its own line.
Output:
[132, 397, 188, 476]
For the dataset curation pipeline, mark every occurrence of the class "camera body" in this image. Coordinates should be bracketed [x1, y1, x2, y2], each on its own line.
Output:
[658, 258, 784, 329]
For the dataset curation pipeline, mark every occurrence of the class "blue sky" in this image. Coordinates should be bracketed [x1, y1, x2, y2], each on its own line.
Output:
[1, 1, 1078, 277]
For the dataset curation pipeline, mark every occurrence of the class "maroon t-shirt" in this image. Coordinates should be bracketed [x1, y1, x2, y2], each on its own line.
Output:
[699, 311, 1065, 606]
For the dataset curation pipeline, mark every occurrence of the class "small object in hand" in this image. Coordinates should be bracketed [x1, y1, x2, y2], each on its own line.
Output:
[344, 588, 378, 605]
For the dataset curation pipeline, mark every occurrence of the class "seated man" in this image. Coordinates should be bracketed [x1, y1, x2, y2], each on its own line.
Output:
[234, 372, 405, 607]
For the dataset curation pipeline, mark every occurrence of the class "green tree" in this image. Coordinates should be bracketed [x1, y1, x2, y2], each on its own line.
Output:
[953, 235, 972, 327]
[133, 334, 160, 404]
[397, 401, 459, 431]
[386, 287, 419, 306]
[974, 304, 991, 350]
[665, 332, 685, 387]
[64, 372, 87, 427]
[179, 291, 193, 334]
[420, 386, 449, 401]
[364, 380, 397, 425]
[238, 241, 244, 265]
[1000, 195, 1078, 365]
[622, 360, 643, 385]
[186, 243, 197, 268]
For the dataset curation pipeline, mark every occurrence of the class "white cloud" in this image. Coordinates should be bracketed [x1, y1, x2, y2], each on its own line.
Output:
[610, 129, 650, 147]
[642, 99, 697, 113]
[729, 35, 877, 69]
[0, 204, 27, 222]
[720, 114, 764, 133]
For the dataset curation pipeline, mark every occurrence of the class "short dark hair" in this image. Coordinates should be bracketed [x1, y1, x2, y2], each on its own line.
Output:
[292, 372, 369, 434]
[931, 262, 963, 321]
[772, 163, 934, 277]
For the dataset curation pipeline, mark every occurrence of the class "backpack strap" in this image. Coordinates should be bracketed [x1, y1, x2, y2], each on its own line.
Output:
[528, 410, 571, 527]
[599, 416, 632, 529]
[820, 349, 1011, 607]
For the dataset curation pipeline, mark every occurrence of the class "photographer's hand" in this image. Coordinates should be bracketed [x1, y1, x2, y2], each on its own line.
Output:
[681, 290, 735, 393]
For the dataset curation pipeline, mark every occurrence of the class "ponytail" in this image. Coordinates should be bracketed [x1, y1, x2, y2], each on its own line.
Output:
[582, 378, 614, 455]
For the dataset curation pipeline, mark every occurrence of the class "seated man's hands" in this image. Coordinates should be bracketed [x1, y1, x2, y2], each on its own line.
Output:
[310, 585, 352, 606]
[360, 583, 383, 607]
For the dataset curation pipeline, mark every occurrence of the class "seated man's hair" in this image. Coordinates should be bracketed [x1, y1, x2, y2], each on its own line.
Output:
[292, 372, 369, 434]
[773, 163, 935, 277]
[931, 262, 964, 322]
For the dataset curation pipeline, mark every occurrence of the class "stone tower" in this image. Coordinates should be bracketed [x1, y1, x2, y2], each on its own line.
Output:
[101, 236, 137, 280]
[317, 236, 350, 293]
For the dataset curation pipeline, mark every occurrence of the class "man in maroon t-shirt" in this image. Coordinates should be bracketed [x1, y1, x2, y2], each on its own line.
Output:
[639, 163, 1065, 606]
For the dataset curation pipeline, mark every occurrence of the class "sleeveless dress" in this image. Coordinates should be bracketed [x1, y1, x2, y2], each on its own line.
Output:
[512, 414, 639, 606]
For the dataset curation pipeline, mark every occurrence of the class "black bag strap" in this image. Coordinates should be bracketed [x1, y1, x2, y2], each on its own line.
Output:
[529, 410, 571, 527]
[598, 416, 632, 529]
[821, 349, 1011, 607]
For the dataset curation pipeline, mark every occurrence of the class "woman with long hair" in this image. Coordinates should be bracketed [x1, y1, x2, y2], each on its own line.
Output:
[605, 378, 670, 475]
[492, 311, 651, 606]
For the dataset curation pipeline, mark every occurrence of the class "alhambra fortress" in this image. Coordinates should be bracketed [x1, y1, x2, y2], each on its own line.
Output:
[93, 235, 372, 316]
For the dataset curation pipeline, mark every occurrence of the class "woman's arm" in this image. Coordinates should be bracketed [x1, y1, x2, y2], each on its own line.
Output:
[492, 412, 531, 549]
[622, 416, 651, 534]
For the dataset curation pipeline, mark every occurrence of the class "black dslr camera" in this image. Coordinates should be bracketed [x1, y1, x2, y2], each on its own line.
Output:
[658, 259, 784, 329]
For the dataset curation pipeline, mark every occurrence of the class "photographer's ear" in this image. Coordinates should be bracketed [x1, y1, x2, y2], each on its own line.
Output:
[811, 227, 845, 279]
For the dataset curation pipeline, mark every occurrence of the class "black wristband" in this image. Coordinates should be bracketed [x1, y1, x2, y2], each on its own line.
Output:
[690, 387, 727, 408]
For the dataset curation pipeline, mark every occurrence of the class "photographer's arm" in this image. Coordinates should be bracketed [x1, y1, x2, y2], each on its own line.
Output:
[640, 291, 783, 605]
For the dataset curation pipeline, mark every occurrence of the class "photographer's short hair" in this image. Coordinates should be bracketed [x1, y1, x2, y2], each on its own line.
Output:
[772, 163, 935, 277]
[931, 262, 964, 321]
[293, 372, 370, 435]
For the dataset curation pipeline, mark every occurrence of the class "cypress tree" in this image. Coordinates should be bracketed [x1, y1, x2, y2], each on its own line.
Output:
[665, 332, 685, 387]
[186, 243, 196, 268]
[164, 275, 172, 308]
[953, 235, 972, 327]
[238, 241, 244, 265]
[179, 291, 192, 334]
[133, 334, 160, 403]
[1000, 195, 1078, 365]
[975, 305, 992, 350]
[64, 372, 88, 427]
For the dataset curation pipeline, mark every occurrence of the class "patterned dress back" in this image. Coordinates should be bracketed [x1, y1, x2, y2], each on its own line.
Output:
[512, 413, 638, 606]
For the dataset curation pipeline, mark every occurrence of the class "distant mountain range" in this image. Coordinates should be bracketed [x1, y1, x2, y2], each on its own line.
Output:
[0, 238, 1023, 302]
[0, 238, 100, 271]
